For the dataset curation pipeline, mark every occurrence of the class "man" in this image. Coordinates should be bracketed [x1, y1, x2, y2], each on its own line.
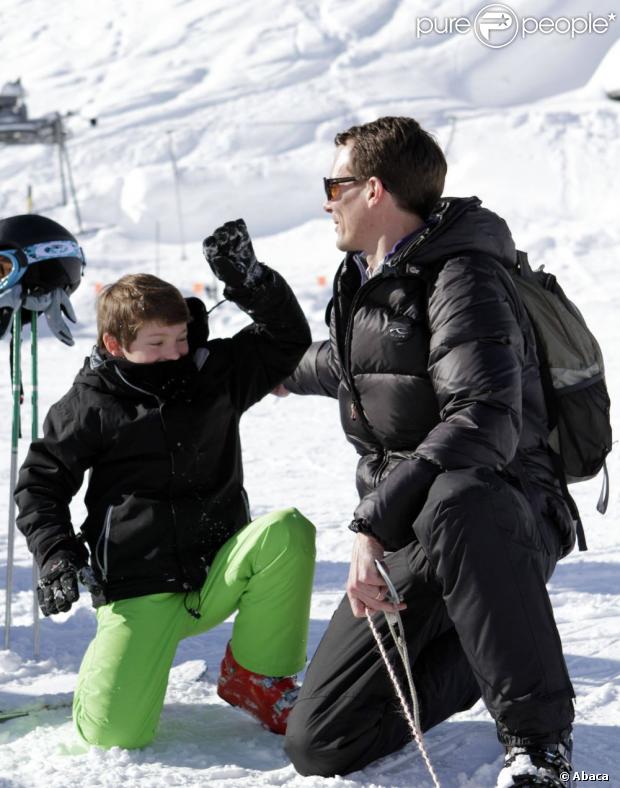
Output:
[281, 117, 576, 787]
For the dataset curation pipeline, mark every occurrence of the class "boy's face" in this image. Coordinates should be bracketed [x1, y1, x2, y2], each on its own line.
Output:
[104, 321, 189, 363]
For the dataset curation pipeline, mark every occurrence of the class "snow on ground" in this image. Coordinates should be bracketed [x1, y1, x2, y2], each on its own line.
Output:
[1, 1, 620, 786]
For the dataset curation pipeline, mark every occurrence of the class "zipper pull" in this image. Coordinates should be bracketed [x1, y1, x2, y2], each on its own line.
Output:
[350, 402, 358, 421]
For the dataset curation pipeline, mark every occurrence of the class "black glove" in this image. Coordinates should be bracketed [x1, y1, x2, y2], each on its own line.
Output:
[0, 306, 12, 338]
[37, 553, 104, 616]
[185, 296, 209, 349]
[202, 219, 263, 289]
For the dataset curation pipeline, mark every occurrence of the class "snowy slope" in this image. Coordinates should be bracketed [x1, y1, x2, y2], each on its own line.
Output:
[1, 1, 620, 786]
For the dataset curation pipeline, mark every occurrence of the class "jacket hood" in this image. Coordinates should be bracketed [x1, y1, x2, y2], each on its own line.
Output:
[391, 196, 517, 273]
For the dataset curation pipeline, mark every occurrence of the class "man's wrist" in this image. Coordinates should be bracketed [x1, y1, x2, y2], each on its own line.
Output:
[348, 518, 385, 547]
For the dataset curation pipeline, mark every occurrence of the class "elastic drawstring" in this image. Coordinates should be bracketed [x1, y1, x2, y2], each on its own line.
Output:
[207, 299, 227, 315]
[183, 589, 201, 620]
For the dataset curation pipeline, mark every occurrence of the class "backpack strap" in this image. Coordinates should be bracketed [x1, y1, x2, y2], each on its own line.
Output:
[516, 248, 535, 279]
[550, 450, 588, 552]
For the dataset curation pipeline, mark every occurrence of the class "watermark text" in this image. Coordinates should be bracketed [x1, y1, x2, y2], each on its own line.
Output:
[415, 4, 617, 49]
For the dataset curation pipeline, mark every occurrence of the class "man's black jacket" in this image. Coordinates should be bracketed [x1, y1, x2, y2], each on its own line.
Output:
[15, 268, 311, 602]
[287, 196, 575, 554]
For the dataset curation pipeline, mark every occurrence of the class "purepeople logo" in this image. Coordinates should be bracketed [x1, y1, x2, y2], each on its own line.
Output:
[416, 4, 617, 49]
[475, 5, 518, 47]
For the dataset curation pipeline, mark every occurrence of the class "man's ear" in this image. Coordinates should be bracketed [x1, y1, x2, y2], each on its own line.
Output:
[102, 332, 125, 357]
[366, 176, 386, 207]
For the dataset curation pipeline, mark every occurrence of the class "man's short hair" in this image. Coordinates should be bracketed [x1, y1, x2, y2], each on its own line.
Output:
[96, 273, 190, 349]
[334, 116, 447, 219]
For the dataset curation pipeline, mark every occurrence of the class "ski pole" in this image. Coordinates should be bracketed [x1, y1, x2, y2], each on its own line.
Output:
[60, 139, 83, 234]
[155, 220, 161, 277]
[4, 308, 22, 650]
[166, 131, 187, 260]
[56, 120, 68, 206]
[31, 312, 41, 658]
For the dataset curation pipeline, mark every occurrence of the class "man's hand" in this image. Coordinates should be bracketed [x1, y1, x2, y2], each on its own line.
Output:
[346, 533, 407, 618]
[271, 383, 290, 397]
[202, 219, 262, 289]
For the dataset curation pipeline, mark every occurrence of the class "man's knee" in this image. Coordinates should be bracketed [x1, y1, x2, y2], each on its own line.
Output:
[427, 467, 500, 507]
[285, 701, 339, 777]
[413, 467, 513, 545]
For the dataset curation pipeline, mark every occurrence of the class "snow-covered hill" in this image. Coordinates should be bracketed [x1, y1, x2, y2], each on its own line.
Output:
[1, 1, 619, 786]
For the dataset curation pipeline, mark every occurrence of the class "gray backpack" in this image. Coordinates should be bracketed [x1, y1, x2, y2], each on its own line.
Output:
[511, 250, 612, 549]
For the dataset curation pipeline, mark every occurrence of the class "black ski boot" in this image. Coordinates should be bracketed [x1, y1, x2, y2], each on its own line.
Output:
[497, 730, 573, 787]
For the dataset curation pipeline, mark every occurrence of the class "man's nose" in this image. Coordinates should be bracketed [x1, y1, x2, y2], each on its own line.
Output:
[323, 200, 333, 214]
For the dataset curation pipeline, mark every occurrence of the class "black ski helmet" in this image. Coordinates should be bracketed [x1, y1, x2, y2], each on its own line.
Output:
[0, 214, 84, 295]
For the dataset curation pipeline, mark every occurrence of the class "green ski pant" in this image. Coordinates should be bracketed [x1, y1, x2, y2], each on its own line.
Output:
[73, 507, 316, 749]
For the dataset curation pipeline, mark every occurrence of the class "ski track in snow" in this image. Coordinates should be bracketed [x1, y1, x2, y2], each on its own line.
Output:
[1, 1, 620, 786]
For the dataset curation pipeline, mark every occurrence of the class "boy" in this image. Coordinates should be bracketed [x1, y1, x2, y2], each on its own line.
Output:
[15, 219, 316, 749]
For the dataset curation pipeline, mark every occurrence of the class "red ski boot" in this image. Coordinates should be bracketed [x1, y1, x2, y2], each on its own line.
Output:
[217, 642, 299, 735]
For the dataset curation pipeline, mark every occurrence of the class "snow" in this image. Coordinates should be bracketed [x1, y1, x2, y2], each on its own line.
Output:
[495, 753, 553, 788]
[1, 0, 620, 786]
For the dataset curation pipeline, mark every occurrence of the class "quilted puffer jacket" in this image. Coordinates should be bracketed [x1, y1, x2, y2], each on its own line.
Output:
[287, 196, 575, 555]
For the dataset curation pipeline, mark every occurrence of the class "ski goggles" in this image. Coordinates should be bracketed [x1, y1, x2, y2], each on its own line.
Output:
[0, 239, 85, 294]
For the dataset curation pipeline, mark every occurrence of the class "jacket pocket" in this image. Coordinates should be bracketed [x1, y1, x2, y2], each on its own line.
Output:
[94, 505, 114, 581]
[92, 496, 175, 585]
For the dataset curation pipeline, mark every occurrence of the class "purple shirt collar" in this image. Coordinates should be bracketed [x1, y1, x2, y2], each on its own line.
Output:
[353, 223, 427, 282]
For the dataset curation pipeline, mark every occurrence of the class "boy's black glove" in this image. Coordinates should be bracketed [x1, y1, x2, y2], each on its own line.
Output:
[37, 552, 103, 616]
[202, 219, 263, 289]
[185, 296, 209, 348]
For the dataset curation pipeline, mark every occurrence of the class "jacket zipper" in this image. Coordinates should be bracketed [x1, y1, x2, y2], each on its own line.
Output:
[114, 367, 158, 401]
[115, 367, 190, 585]
[337, 273, 385, 435]
[241, 487, 251, 521]
[155, 400, 191, 589]
[372, 451, 390, 486]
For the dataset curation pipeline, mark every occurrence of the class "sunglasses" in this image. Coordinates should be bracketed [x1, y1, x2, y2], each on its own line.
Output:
[323, 176, 362, 201]
[0, 239, 85, 294]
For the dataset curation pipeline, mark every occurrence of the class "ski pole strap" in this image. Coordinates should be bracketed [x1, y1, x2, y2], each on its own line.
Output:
[549, 452, 588, 552]
[596, 461, 609, 515]
[560, 475, 587, 552]
[9, 324, 24, 428]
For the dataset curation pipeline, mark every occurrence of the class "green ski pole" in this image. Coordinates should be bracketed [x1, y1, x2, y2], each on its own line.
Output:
[4, 307, 22, 650]
[31, 311, 40, 658]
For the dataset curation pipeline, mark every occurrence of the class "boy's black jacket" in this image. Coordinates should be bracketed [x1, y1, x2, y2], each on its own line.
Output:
[15, 269, 311, 603]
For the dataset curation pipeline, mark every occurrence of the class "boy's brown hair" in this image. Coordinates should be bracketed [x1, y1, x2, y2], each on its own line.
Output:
[334, 116, 447, 220]
[96, 273, 190, 349]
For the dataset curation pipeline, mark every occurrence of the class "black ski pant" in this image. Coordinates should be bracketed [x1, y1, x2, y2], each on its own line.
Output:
[285, 467, 575, 777]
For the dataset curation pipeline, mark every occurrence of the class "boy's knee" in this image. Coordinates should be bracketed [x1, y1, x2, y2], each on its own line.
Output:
[267, 507, 316, 552]
[75, 709, 155, 750]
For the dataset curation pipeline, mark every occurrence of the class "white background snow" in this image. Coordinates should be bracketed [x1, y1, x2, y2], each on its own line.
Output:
[1, 0, 620, 786]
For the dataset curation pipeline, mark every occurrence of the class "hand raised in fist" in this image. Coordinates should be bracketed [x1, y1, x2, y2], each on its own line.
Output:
[202, 219, 263, 289]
